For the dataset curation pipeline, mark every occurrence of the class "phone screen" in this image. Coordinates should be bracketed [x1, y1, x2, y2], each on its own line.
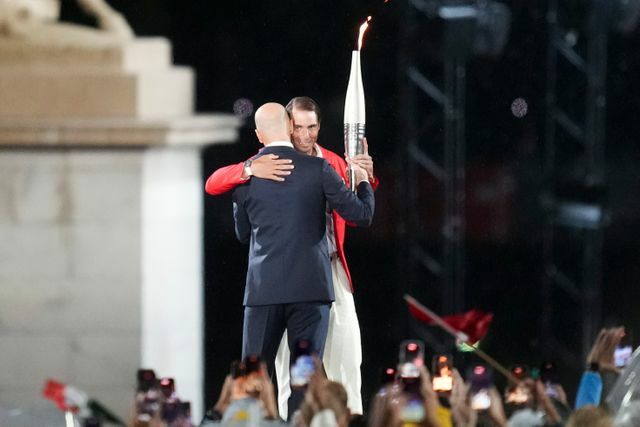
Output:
[540, 361, 559, 398]
[290, 355, 315, 387]
[615, 346, 633, 368]
[470, 389, 491, 411]
[432, 355, 453, 392]
[468, 364, 492, 410]
[505, 384, 530, 404]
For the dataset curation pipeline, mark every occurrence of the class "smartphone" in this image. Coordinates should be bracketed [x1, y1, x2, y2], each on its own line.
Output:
[136, 369, 157, 393]
[471, 389, 491, 411]
[615, 331, 633, 368]
[290, 340, 315, 387]
[243, 354, 262, 375]
[432, 355, 454, 392]
[510, 364, 529, 381]
[399, 362, 421, 395]
[399, 339, 425, 367]
[159, 378, 175, 399]
[230, 360, 244, 379]
[468, 364, 492, 411]
[161, 400, 180, 423]
[401, 395, 426, 423]
[505, 384, 530, 404]
[291, 355, 315, 387]
[540, 361, 560, 399]
[615, 346, 633, 368]
[381, 367, 397, 386]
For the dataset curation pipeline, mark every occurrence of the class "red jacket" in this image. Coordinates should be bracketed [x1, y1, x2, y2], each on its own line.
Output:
[205, 144, 379, 292]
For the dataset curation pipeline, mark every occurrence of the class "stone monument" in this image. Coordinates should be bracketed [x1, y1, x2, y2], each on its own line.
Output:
[0, 1, 240, 422]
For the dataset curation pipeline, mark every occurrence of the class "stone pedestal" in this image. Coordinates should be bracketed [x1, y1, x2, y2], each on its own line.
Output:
[0, 115, 240, 421]
[0, 33, 241, 422]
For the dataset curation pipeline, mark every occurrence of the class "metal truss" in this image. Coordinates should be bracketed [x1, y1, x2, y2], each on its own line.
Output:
[399, 0, 469, 318]
[541, 0, 608, 365]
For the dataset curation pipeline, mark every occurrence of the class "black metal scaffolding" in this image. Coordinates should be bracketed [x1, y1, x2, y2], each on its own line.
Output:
[399, 0, 471, 320]
[541, 0, 608, 364]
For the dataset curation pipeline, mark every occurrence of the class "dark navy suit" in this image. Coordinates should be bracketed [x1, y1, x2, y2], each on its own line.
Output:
[232, 143, 374, 416]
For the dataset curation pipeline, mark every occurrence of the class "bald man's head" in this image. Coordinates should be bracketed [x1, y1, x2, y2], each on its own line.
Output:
[254, 102, 292, 145]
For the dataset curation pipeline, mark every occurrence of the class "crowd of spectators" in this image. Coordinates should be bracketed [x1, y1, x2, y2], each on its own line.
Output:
[128, 326, 639, 427]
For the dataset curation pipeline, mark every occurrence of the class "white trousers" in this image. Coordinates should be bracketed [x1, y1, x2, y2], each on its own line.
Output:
[275, 258, 363, 419]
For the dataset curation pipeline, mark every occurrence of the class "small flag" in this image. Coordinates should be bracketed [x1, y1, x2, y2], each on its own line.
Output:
[406, 299, 493, 344]
[42, 379, 70, 411]
[43, 379, 125, 425]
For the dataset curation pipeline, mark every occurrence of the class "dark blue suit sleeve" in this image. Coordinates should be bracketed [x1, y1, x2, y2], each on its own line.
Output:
[232, 188, 251, 244]
[321, 161, 375, 227]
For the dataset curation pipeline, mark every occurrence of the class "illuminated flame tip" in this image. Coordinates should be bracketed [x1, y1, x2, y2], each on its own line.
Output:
[357, 16, 372, 50]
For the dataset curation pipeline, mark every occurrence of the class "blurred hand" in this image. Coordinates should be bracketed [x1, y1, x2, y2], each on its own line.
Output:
[449, 369, 476, 427]
[532, 379, 561, 424]
[213, 374, 234, 415]
[418, 364, 444, 427]
[546, 383, 568, 406]
[347, 138, 374, 179]
[587, 327, 626, 373]
[247, 362, 278, 419]
[486, 387, 507, 427]
[368, 383, 405, 427]
[249, 154, 294, 181]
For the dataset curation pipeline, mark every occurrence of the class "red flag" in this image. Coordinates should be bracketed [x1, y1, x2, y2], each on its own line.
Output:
[406, 299, 493, 344]
[42, 379, 69, 411]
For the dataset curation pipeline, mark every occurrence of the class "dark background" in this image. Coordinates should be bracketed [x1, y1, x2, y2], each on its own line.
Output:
[63, 0, 640, 414]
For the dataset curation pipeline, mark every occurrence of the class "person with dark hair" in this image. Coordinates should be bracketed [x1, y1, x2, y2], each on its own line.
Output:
[205, 96, 378, 419]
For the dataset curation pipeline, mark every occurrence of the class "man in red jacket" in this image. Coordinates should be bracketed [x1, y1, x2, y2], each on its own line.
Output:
[205, 96, 378, 418]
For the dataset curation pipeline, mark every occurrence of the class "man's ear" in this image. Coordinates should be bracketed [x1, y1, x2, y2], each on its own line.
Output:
[254, 129, 263, 145]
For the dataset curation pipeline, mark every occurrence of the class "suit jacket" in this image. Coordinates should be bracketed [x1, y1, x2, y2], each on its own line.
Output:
[205, 144, 379, 292]
[232, 145, 374, 306]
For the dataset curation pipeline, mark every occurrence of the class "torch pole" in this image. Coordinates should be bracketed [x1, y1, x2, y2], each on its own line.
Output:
[344, 50, 366, 192]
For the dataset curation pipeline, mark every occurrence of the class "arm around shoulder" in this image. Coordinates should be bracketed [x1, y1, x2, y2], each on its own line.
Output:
[205, 162, 246, 196]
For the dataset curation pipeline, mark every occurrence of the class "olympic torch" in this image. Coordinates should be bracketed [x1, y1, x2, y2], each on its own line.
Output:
[344, 16, 371, 191]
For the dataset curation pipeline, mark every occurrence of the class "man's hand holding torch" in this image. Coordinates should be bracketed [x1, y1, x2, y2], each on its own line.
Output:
[346, 137, 374, 183]
[346, 157, 370, 185]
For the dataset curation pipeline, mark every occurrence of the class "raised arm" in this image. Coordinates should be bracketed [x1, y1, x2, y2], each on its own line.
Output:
[205, 155, 294, 196]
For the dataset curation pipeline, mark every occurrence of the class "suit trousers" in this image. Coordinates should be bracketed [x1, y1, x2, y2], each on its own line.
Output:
[242, 301, 330, 419]
[275, 258, 363, 419]
[242, 300, 331, 360]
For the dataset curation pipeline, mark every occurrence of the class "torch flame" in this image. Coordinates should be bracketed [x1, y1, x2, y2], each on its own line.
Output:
[357, 16, 372, 51]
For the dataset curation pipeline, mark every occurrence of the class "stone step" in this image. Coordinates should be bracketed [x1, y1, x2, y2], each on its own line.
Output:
[0, 37, 172, 72]
[0, 67, 194, 119]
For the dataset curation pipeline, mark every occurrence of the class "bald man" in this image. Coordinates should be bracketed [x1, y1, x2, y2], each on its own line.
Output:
[232, 102, 375, 417]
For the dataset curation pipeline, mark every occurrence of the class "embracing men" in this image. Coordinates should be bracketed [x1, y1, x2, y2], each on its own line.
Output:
[205, 98, 376, 419]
